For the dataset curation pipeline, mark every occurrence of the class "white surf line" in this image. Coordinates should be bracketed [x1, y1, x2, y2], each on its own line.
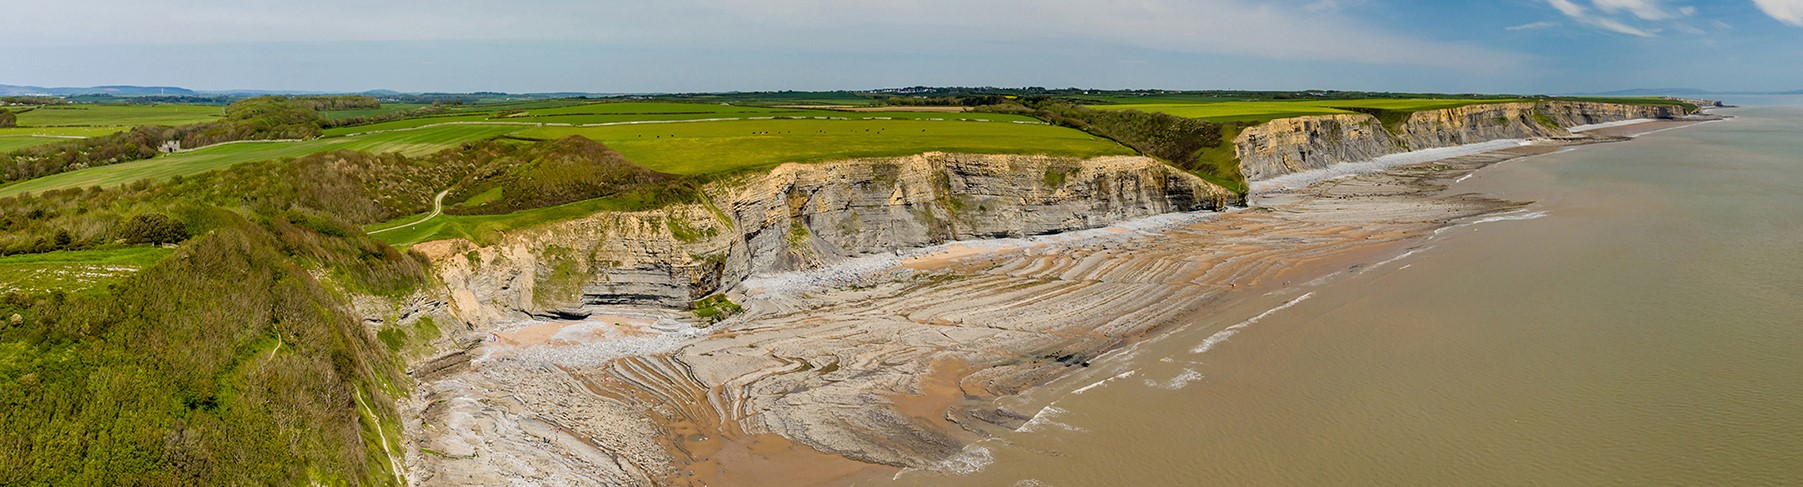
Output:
[1364, 247, 1431, 273]
[1070, 370, 1136, 395]
[1431, 209, 1549, 237]
[1250, 139, 1530, 193]
[368, 189, 450, 234]
[1191, 292, 1315, 354]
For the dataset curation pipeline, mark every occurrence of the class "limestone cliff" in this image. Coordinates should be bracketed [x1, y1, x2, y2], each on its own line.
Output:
[415, 153, 1236, 325]
[1235, 101, 1693, 181]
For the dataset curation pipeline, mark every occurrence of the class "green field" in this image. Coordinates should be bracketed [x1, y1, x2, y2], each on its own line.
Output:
[0, 246, 173, 294]
[12, 104, 224, 128]
[321, 102, 1046, 137]
[0, 136, 72, 152]
[0, 126, 125, 138]
[514, 118, 1130, 175]
[0, 124, 525, 197]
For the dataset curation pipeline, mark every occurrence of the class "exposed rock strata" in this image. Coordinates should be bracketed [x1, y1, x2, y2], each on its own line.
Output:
[417, 153, 1235, 326]
[1234, 101, 1692, 180]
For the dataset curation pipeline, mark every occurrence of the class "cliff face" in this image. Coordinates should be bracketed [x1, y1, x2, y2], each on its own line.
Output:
[1235, 101, 1691, 181]
[417, 153, 1235, 324]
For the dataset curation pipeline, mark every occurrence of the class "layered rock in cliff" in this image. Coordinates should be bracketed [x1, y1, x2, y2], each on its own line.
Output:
[1235, 101, 1691, 182]
[417, 153, 1236, 325]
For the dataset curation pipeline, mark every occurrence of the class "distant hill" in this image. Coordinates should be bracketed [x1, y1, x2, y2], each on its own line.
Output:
[0, 84, 199, 96]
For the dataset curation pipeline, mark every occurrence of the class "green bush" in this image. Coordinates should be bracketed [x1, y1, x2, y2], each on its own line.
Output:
[120, 213, 190, 245]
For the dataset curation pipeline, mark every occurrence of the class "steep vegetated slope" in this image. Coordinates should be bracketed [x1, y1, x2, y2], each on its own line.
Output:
[0, 215, 422, 485]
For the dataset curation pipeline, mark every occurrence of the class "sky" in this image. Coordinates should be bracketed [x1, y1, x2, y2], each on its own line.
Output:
[2, 0, 1800, 94]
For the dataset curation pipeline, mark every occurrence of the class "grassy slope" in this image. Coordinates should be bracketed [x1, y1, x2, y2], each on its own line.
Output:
[0, 124, 524, 197]
[514, 118, 1129, 176]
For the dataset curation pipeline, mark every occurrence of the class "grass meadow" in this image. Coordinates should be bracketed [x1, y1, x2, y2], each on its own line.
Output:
[514, 118, 1130, 175]
[11, 104, 224, 128]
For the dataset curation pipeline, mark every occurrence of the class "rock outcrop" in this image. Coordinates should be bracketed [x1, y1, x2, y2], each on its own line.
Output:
[416, 153, 1237, 326]
[1235, 101, 1693, 181]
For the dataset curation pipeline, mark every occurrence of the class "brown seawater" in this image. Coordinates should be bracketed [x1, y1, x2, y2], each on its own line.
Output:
[875, 99, 1803, 486]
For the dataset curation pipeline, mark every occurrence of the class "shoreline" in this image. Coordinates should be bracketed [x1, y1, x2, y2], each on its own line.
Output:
[404, 118, 1713, 486]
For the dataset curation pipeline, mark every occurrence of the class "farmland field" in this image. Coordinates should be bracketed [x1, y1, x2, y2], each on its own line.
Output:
[514, 118, 1132, 175]
[321, 101, 1048, 137]
[0, 124, 525, 197]
[11, 104, 223, 128]
[0, 126, 125, 138]
[0, 136, 72, 152]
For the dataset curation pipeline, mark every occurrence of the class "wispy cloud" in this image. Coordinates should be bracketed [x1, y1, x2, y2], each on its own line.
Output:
[1507, 21, 1560, 31]
[1542, 0, 1696, 37]
[1753, 0, 1803, 26]
[1594, 0, 1679, 20]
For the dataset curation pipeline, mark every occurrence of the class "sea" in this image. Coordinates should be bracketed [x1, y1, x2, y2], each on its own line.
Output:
[876, 97, 1803, 486]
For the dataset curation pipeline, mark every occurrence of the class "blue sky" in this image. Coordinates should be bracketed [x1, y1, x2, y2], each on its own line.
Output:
[3, 0, 1800, 94]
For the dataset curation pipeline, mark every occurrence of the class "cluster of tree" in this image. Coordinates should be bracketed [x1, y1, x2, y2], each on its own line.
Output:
[319, 103, 450, 129]
[0, 109, 15, 128]
[0, 97, 326, 184]
[289, 96, 380, 111]
[0, 96, 64, 106]
[442, 136, 687, 215]
[989, 99, 1244, 193]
